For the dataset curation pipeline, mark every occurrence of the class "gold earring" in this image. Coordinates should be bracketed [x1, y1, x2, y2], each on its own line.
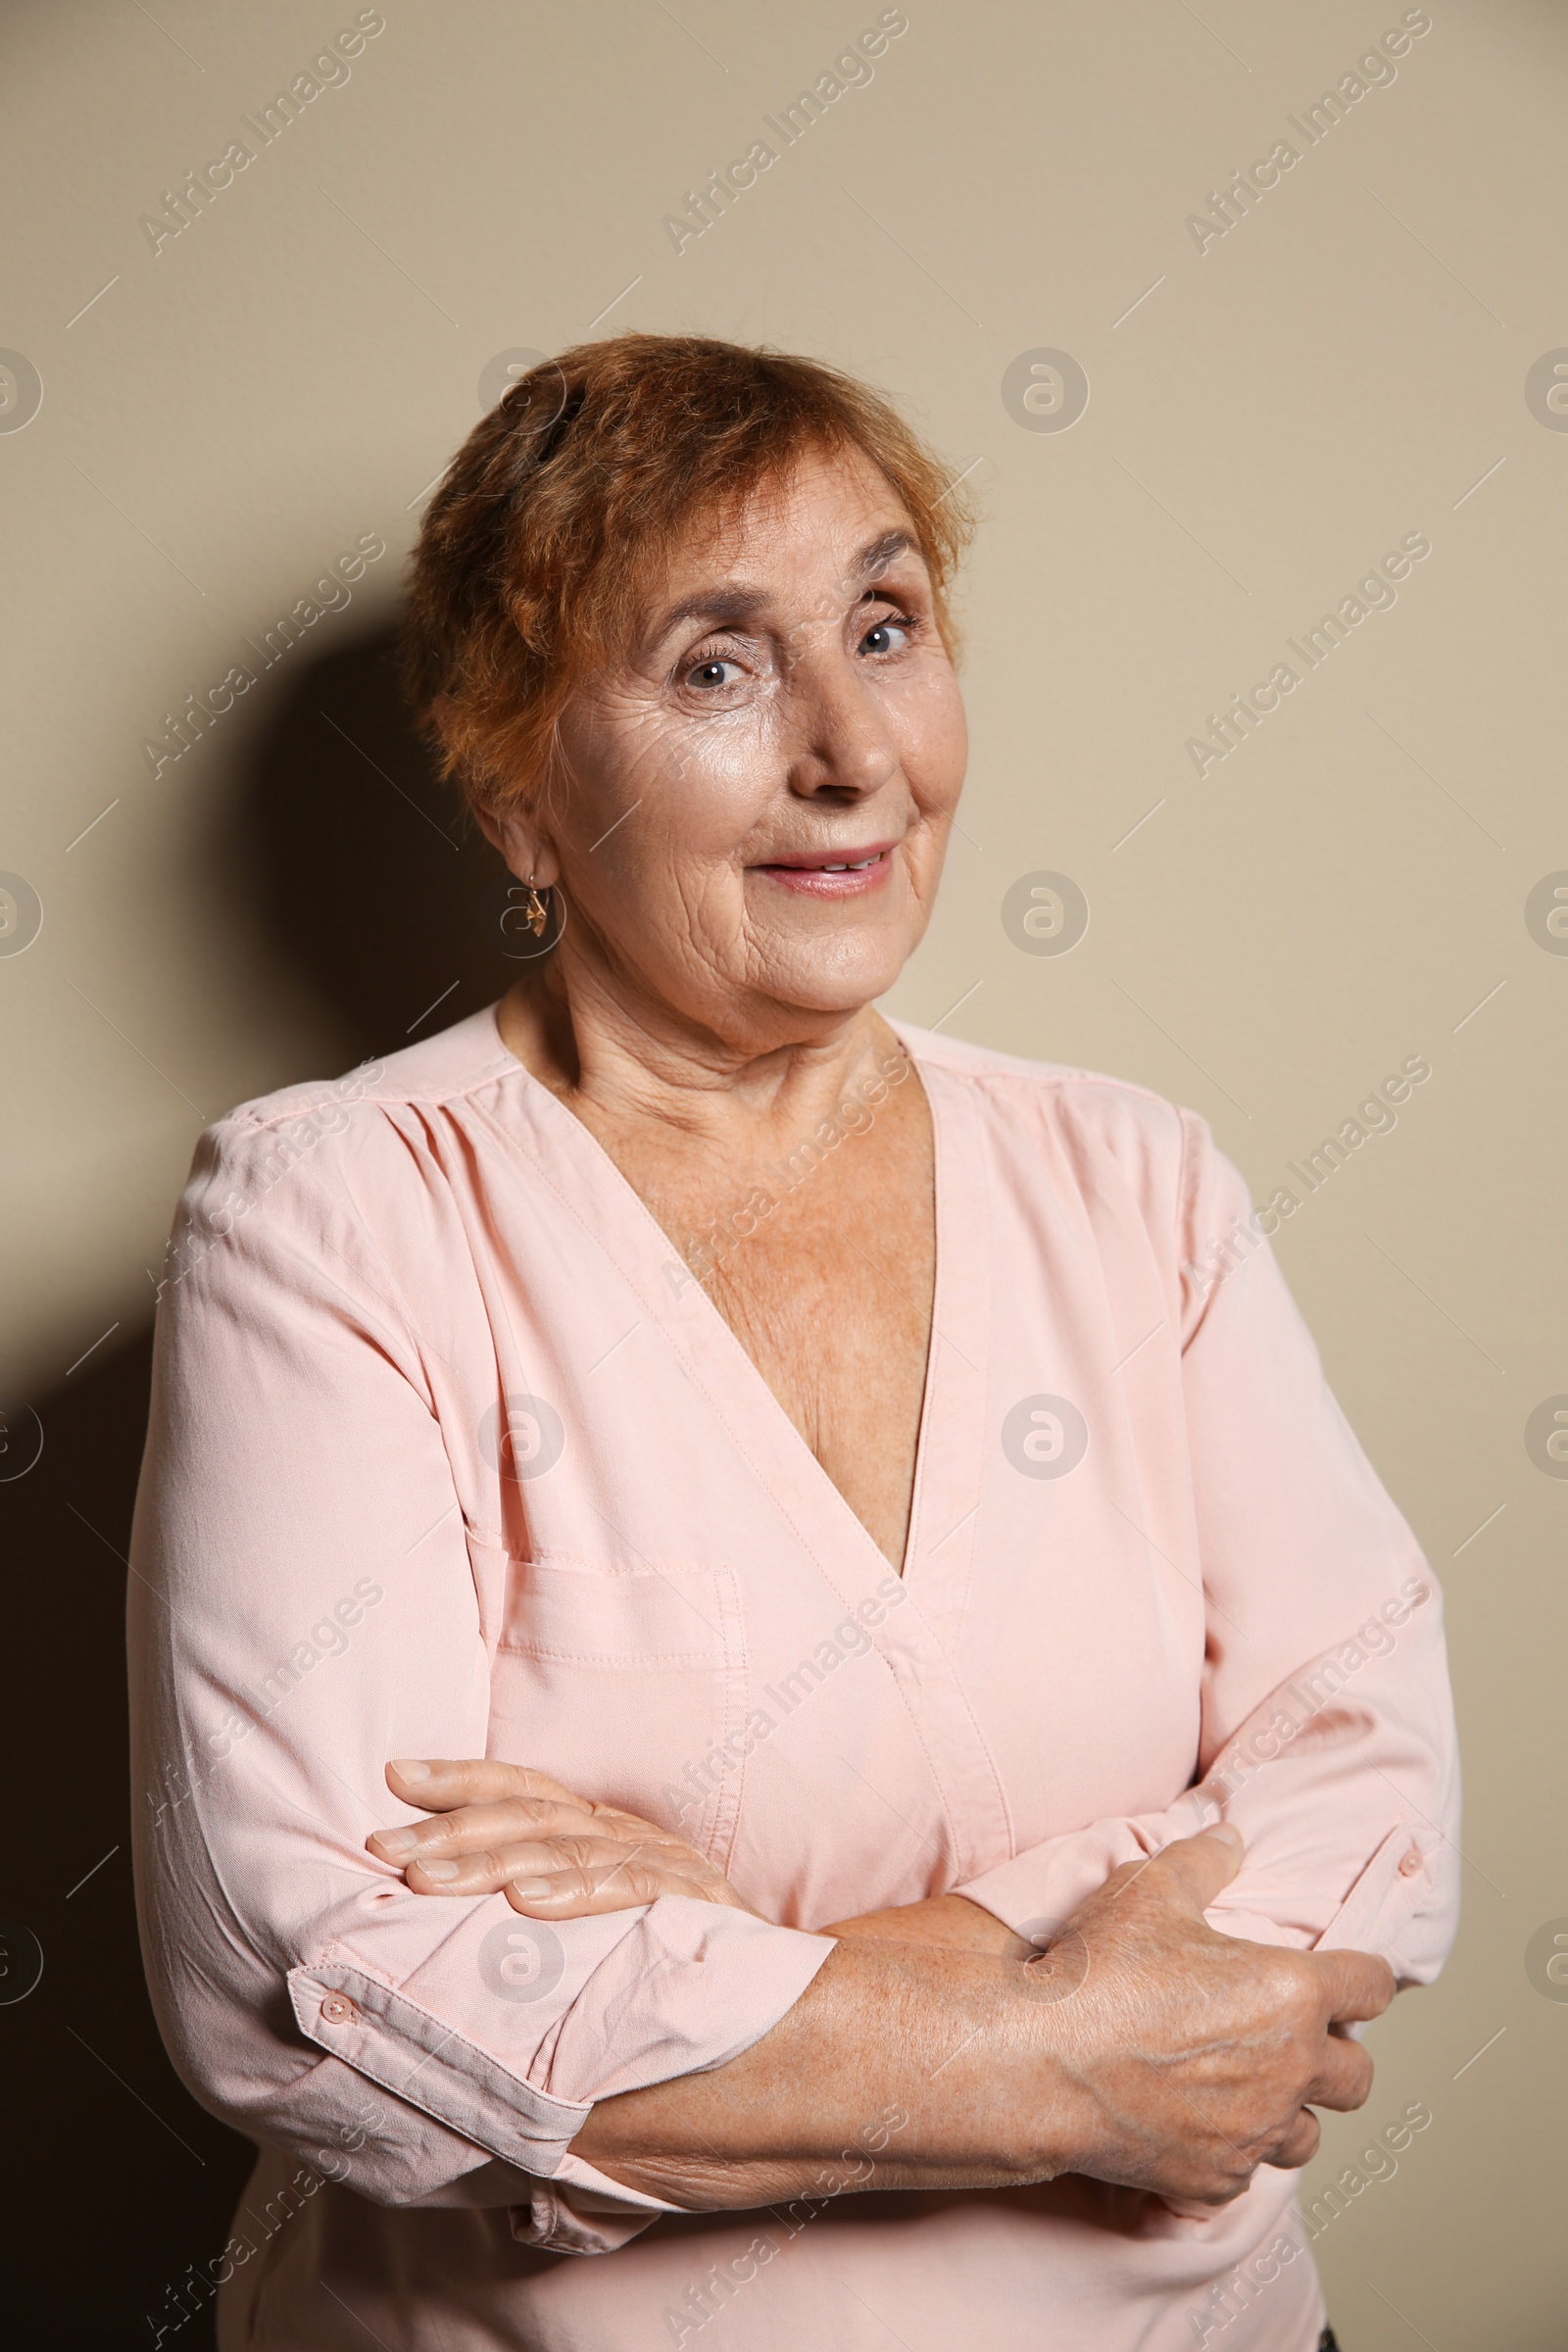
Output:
[522, 879, 549, 939]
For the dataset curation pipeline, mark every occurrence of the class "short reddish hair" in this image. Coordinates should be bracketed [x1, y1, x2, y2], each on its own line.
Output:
[401, 332, 973, 817]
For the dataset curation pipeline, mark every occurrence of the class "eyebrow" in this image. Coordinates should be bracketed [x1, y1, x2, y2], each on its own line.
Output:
[848, 527, 915, 581]
[648, 527, 919, 643]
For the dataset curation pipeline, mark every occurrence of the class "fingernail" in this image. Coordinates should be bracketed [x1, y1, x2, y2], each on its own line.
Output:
[391, 1759, 432, 1782]
[509, 1876, 553, 1899]
[371, 1829, 417, 1859]
[417, 1859, 460, 1882]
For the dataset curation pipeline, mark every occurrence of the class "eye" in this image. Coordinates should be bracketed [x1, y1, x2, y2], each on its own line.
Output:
[685, 655, 746, 690]
[859, 615, 912, 657]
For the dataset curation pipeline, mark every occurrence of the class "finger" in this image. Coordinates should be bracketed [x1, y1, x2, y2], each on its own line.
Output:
[384, 1801, 703, 1869]
[406, 1834, 707, 1902]
[385, 1758, 587, 1814]
[505, 1860, 709, 1916]
[1315, 1946, 1396, 2026]
[379, 1762, 679, 1854]
[1101, 1825, 1246, 1917]
[1302, 2032, 1376, 2114]
[369, 1795, 603, 1864]
[1265, 2109, 1322, 2171]
[404, 1835, 603, 1894]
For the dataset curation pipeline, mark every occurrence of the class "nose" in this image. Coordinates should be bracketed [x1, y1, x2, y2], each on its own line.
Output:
[782, 638, 901, 804]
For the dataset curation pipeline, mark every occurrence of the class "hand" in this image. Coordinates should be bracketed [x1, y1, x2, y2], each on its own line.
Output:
[567, 1828, 1394, 2213]
[1043, 1824, 1395, 2203]
[367, 1758, 757, 1917]
[372, 1759, 1031, 1953]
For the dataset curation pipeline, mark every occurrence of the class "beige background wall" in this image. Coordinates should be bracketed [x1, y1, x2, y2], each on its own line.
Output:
[4, 2, 1563, 2341]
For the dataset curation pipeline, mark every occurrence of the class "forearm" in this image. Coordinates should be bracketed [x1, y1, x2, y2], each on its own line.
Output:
[377, 1795, 1394, 2215]
[568, 1933, 1061, 2209]
[823, 1891, 1034, 1958]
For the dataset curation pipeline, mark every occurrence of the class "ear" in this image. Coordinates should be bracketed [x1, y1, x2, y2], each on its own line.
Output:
[476, 802, 561, 888]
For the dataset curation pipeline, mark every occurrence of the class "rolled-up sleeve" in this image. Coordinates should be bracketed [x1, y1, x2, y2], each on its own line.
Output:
[957, 1110, 1461, 1985]
[127, 1110, 832, 2233]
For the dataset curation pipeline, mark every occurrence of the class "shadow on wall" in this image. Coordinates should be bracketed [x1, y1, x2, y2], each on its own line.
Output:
[0, 621, 529, 2345]
[0, 1329, 250, 2348]
[224, 615, 527, 1067]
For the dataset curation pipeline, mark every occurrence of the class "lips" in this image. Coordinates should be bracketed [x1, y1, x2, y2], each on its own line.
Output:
[760, 843, 895, 871]
[752, 843, 898, 898]
[752, 837, 903, 889]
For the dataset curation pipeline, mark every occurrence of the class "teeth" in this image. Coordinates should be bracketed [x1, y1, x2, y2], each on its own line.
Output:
[777, 851, 886, 873]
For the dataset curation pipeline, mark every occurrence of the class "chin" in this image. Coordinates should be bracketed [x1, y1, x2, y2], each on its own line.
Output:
[766, 936, 913, 1015]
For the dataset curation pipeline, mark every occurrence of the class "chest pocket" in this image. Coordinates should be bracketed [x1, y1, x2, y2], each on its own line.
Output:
[485, 1552, 750, 1871]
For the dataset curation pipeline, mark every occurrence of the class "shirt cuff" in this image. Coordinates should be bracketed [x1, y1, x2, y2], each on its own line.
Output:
[291, 1894, 836, 2184]
[954, 1789, 1218, 1940]
[510, 2153, 683, 2255]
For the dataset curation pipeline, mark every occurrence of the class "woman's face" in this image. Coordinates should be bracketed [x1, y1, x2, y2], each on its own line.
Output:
[490, 442, 968, 1049]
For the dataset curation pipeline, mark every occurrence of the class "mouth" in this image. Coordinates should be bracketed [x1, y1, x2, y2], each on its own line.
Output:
[751, 842, 899, 898]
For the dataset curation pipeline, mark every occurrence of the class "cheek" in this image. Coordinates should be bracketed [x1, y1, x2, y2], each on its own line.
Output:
[556, 702, 773, 909]
[661, 711, 790, 837]
[566, 720, 783, 938]
[893, 664, 967, 808]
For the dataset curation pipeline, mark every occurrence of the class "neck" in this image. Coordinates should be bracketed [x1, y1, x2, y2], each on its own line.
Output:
[496, 948, 901, 1155]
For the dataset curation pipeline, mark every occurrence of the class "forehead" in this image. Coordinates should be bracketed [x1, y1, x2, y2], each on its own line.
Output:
[653, 443, 922, 607]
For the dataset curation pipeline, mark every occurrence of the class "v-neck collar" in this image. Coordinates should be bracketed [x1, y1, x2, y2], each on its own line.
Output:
[477, 1004, 1014, 1880]
[480, 1005, 990, 1612]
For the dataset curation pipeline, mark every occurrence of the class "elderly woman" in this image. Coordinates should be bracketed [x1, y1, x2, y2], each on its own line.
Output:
[130, 334, 1458, 2352]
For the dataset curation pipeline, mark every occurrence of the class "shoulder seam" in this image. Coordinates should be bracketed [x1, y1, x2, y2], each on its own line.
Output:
[173, 1119, 438, 1406]
[220, 1052, 522, 1140]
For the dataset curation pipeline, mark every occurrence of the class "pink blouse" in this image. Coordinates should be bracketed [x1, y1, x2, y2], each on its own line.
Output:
[128, 1006, 1458, 2352]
